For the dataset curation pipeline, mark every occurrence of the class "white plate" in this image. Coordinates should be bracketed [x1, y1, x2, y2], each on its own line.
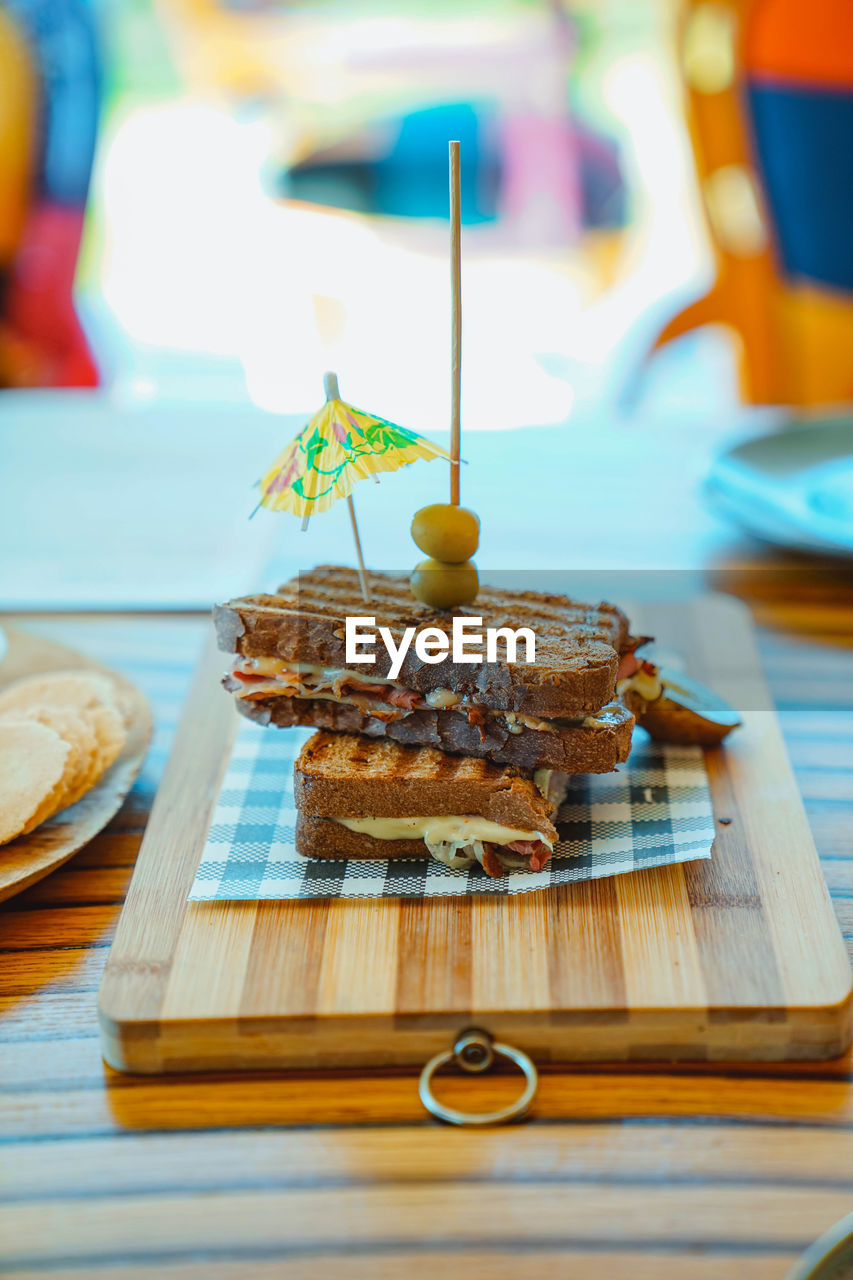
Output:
[705, 417, 853, 558]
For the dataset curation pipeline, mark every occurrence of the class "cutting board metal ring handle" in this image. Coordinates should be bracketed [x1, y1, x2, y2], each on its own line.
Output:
[418, 1028, 538, 1126]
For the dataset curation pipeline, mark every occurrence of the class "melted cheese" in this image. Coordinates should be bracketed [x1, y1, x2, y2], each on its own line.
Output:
[239, 682, 386, 706]
[334, 814, 549, 847]
[533, 769, 552, 799]
[533, 768, 570, 809]
[616, 670, 662, 702]
[503, 710, 554, 734]
[582, 702, 627, 727]
[425, 687, 460, 708]
[238, 658, 400, 687]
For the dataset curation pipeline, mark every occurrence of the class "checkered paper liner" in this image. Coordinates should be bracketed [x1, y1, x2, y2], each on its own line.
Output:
[188, 719, 715, 900]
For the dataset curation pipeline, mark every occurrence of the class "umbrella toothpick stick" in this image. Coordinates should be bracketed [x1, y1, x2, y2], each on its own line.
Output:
[449, 140, 461, 507]
[323, 370, 372, 604]
[347, 492, 371, 604]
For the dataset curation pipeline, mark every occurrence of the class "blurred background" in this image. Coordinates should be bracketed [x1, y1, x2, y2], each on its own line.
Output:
[1, 0, 852, 603]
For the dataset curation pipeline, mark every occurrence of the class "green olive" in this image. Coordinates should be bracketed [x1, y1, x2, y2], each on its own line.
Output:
[411, 504, 480, 563]
[410, 558, 479, 610]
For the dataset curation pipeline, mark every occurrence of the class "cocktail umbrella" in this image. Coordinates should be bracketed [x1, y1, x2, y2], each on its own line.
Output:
[255, 372, 451, 602]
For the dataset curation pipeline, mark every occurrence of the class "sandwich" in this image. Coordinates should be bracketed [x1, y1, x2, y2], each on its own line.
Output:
[215, 565, 638, 772]
[294, 731, 569, 877]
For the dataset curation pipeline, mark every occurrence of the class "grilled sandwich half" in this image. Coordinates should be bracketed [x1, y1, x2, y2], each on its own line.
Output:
[294, 731, 569, 877]
[215, 565, 637, 772]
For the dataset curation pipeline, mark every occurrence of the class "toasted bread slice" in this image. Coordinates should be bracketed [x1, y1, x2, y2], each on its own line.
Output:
[242, 693, 633, 773]
[295, 813, 433, 862]
[215, 565, 632, 718]
[294, 731, 559, 840]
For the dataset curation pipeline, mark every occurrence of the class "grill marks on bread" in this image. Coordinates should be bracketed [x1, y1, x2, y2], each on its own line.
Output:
[294, 731, 558, 841]
[241, 567, 627, 652]
[215, 566, 631, 718]
[300, 731, 516, 782]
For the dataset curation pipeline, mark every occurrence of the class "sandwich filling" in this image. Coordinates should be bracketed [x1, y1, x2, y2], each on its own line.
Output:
[333, 772, 568, 879]
[227, 658, 621, 736]
[335, 814, 554, 876]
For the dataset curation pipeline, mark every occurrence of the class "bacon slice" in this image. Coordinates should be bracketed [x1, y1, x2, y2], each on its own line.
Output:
[333, 678, 382, 697]
[617, 652, 640, 681]
[529, 848, 551, 872]
[480, 844, 505, 879]
[385, 687, 422, 710]
[226, 671, 300, 701]
[506, 839, 552, 872]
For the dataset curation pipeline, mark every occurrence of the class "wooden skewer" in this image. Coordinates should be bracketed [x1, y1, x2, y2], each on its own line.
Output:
[316, 370, 372, 598]
[449, 140, 461, 507]
[347, 493, 371, 603]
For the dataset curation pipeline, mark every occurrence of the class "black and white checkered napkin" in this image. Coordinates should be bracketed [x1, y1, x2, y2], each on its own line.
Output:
[188, 719, 715, 900]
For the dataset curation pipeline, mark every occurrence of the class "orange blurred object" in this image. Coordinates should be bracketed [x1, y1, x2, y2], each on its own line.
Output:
[0, 1, 98, 388]
[0, 5, 35, 261]
[651, 0, 853, 408]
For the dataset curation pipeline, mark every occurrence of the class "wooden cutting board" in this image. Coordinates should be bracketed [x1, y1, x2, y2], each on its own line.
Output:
[98, 595, 852, 1072]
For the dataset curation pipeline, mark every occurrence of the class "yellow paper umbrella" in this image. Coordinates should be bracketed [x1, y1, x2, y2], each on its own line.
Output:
[256, 372, 451, 601]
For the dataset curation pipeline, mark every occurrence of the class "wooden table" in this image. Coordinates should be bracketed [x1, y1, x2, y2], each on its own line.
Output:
[2, 581, 853, 1279]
